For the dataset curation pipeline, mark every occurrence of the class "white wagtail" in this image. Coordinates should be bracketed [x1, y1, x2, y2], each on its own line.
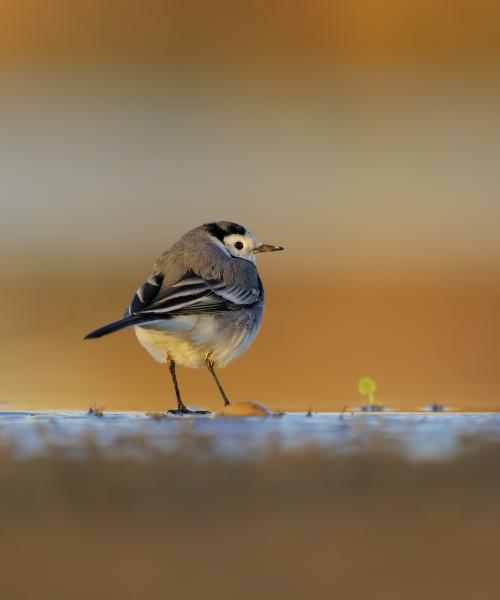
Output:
[85, 222, 283, 414]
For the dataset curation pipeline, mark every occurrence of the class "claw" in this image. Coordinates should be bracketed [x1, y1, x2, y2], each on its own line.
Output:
[167, 408, 211, 416]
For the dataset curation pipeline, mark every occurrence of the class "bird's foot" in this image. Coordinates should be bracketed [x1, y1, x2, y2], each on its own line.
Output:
[167, 407, 211, 416]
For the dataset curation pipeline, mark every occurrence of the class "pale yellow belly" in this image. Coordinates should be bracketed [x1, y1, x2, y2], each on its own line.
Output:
[135, 326, 209, 368]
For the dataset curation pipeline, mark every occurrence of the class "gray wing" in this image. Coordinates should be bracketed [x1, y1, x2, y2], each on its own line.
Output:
[126, 271, 262, 318]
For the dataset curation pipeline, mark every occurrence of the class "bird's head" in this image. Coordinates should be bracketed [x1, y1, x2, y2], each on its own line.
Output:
[203, 221, 283, 263]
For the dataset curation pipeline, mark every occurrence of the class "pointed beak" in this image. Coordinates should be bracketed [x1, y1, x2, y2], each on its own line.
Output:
[253, 243, 284, 254]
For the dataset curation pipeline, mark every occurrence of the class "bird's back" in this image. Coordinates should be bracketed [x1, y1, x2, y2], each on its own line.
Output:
[152, 226, 261, 290]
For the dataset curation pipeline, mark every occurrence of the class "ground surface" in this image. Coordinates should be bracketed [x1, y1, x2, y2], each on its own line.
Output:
[1, 412, 500, 600]
[2, 411, 500, 460]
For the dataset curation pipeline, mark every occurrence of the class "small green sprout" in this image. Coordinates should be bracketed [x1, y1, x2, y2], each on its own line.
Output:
[358, 377, 378, 406]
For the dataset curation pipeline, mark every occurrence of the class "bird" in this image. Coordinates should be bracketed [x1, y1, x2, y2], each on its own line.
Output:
[85, 221, 283, 414]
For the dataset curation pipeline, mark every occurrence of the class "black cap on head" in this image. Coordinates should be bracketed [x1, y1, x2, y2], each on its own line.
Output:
[203, 222, 247, 242]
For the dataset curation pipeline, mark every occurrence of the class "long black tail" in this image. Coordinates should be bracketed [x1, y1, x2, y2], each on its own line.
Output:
[84, 315, 145, 339]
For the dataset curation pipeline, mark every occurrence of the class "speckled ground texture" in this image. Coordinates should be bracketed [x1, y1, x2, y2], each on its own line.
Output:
[2, 410, 500, 460]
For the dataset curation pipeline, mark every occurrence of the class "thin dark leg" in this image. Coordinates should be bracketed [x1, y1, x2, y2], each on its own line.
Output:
[168, 357, 186, 412]
[167, 357, 210, 416]
[206, 358, 231, 406]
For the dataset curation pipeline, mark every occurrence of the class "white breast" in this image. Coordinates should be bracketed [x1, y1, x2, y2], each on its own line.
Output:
[134, 312, 261, 369]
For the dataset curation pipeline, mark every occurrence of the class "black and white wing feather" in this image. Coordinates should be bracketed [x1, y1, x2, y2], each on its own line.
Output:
[85, 270, 262, 339]
[127, 271, 262, 319]
[127, 274, 164, 315]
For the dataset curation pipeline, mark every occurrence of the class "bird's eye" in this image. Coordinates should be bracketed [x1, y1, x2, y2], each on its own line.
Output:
[234, 241, 244, 250]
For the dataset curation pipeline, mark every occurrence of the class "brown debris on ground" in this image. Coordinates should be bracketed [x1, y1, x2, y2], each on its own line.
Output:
[215, 401, 272, 417]
[87, 403, 105, 417]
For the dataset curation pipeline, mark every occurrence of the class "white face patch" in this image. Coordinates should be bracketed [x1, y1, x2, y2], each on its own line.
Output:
[223, 232, 259, 262]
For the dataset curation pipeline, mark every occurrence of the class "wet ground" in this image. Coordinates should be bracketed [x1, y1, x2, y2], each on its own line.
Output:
[2, 411, 500, 600]
[2, 411, 500, 460]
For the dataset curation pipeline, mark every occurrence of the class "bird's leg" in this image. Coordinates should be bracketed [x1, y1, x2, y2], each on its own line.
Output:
[206, 357, 231, 406]
[167, 357, 186, 412]
[166, 357, 210, 416]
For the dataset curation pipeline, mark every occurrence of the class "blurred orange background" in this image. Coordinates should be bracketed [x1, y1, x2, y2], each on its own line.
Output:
[0, 1, 499, 411]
